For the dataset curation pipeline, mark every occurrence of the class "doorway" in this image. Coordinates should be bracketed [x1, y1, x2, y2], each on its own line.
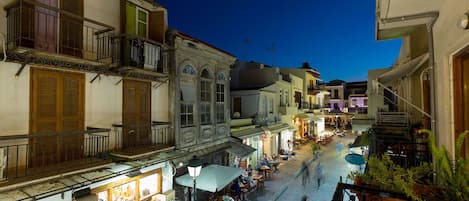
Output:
[123, 80, 151, 149]
[453, 49, 469, 158]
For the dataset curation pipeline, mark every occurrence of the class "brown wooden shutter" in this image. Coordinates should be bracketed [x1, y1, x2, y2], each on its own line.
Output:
[31, 69, 59, 166]
[59, 0, 83, 57]
[30, 69, 84, 166]
[123, 80, 151, 149]
[61, 73, 85, 161]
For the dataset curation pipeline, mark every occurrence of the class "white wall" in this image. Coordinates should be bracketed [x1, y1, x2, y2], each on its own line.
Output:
[152, 82, 169, 122]
[231, 91, 259, 118]
[85, 75, 122, 128]
[0, 62, 30, 135]
[432, 0, 469, 154]
[85, 0, 121, 33]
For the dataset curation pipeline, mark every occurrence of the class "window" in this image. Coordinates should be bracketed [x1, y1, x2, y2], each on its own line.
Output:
[136, 7, 148, 37]
[216, 81, 225, 123]
[180, 103, 194, 127]
[351, 99, 357, 106]
[180, 65, 196, 127]
[334, 89, 339, 98]
[182, 65, 196, 75]
[263, 96, 267, 116]
[269, 98, 274, 114]
[200, 69, 212, 125]
[364, 99, 368, 106]
[279, 90, 283, 106]
[286, 91, 289, 106]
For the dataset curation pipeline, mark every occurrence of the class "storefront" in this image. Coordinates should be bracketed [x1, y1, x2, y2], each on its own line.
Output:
[262, 123, 290, 157]
[293, 114, 311, 139]
[231, 127, 264, 170]
[93, 169, 162, 201]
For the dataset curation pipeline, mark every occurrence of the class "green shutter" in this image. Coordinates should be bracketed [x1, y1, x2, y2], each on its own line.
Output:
[126, 3, 136, 34]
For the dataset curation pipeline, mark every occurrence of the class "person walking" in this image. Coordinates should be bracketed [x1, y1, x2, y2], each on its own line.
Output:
[315, 162, 323, 190]
[301, 195, 310, 201]
[301, 160, 310, 187]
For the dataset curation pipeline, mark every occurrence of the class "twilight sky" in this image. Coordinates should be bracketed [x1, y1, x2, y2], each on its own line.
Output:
[157, 0, 402, 82]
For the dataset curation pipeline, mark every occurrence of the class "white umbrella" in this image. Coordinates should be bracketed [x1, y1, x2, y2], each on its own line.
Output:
[175, 164, 243, 193]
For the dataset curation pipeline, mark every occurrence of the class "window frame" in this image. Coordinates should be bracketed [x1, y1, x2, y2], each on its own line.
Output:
[136, 7, 149, 38]
[200, 69, 212, 125]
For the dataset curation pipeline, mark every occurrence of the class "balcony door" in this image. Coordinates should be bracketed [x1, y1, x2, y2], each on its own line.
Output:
[453, 51, 469, 158]
[30, 68, 84, 167]
[123, 80, 151, 149]
[34, 0, 58, 52]
[59, 0, 83, 57]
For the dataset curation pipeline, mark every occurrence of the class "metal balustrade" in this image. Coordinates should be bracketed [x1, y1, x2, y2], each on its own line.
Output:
[6, 0, 114, 61]
[111, 122, 174, 151]
[0, 128, 111, 181]
[111, 34, 167, 73]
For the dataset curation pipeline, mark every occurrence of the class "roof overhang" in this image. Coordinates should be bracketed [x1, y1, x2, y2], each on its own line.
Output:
[375, 0, 441, 40]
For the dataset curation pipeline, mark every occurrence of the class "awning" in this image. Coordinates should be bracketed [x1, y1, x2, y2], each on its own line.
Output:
[263, 123, 290, 134]
[378, 53, 429, 85]
[172, 143, 230, 165]
[175, 164, 242, 192]
[226, 140, 256, 160]
[295, 114, 310, 121]
[231, 127, 265, 139]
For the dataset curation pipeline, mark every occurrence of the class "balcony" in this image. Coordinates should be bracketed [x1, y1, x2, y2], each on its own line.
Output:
[110, 122, 174, 159]
[307, 86, 321, 95]
[6, 0, 114, 67]
[0, 128, 112, 186]
[254, 114, 280, 126]
[111, 34, 168, 74]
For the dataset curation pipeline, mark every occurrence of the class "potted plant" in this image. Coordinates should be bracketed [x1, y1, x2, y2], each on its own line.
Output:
[348, 154, 432, 201]
[418, 129, 469, 201]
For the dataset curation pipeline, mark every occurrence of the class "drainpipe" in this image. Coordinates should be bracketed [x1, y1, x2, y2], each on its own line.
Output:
[380, 11, 439, 143]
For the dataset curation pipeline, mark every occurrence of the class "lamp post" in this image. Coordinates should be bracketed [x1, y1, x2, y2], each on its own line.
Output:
[188, 156, 202, 201]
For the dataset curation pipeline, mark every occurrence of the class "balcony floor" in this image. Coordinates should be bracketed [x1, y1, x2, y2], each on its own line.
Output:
[0, 158, 112, 188]
[110, 144, 175, 160]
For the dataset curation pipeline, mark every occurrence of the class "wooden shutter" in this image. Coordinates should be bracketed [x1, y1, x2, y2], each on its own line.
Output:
[61, 73, 85, 161]
[30, 69, 59, 166]
[125, 3, 137, 35]
[123, 80, 151, 149]
[30, 69, 84, 166]
[59, 0, 83, 57]
[34, 0, 58, 52]
[454, 52, 469, 158]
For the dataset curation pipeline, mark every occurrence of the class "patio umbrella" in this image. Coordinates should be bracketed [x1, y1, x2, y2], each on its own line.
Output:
[175, 164, 243, 193]
[345, 153, 366, 165]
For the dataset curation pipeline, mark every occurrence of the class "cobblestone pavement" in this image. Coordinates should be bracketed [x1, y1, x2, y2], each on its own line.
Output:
[247, 131, 357, 201]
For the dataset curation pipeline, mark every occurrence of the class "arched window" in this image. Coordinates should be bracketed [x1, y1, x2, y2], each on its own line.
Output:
[216, 72, 226, 123]
[182, 65, 196, 75]
[200, 69, 212, 125]
[180, 64, 196, 127]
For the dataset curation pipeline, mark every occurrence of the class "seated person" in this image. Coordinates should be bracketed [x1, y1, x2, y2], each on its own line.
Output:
[247, 172, 257, 189]
[230, 179, 241, 198]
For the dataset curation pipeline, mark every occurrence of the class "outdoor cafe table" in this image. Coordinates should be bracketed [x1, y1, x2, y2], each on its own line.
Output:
[260, 165, 271, 178]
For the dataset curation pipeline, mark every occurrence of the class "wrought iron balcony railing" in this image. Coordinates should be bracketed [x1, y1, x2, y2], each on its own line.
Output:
[111, 34, 167, 73]
[111, 122, 174, 153]
[0, 128, 111, 182]
[6, 0, 114, 62]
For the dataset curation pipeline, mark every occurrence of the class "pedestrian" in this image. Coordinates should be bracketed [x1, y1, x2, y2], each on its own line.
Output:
[315, 162, 323, 190]
[301, 195, 310, 201]
[301, 160, 310, 187]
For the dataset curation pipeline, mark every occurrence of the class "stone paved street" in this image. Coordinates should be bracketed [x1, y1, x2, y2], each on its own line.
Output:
[248, 131, 357, 201]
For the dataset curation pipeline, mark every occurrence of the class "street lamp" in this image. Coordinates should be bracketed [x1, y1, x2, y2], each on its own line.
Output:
[188, 156, 202, 201]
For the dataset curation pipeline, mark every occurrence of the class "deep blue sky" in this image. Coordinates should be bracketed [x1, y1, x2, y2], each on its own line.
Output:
[157, 0, 401, 82]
